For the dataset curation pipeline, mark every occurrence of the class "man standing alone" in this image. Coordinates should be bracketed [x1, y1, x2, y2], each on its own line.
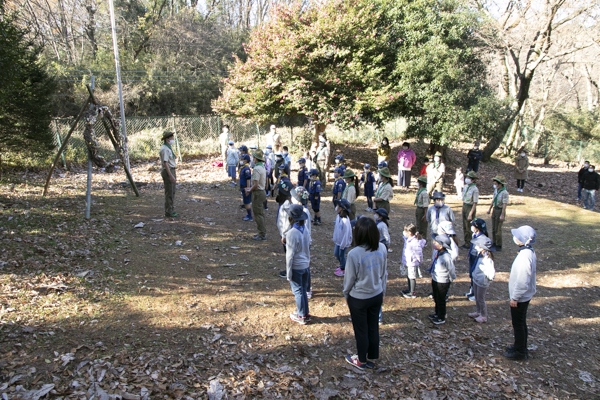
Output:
[247, 149, 268, 240]
[160, 131, 178, 217]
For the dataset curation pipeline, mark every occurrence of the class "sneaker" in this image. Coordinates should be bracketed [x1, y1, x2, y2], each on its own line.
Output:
[387, 248, 393, 253]
[467, 295, 476, 302]
[242, 216, 253, 221]
[278, 270, 286, 279]
[334, 267, 345, 277]
[165, 212, 179, 217]
[503, 349, 528, 360]
[264, 207, 269, 211]
[252, 234, 267, 241]
[401, 289, 410, 295]
[364, 361, 376, 369]
[468, 312, 480, 318]
[239, 204, 245, 209]
[431, 316, 446, 325]
[402, 292, 416, 299]
[307, 290, 313, 299]
[474, 316, 487, 323]
[365, 207, 373, 212]
[290, 312, 307, 325]
[229, 182, 237, 187]
[428, 313, 438, 320]
[464, 291, 473, 297]
[344, 355, 367, 371]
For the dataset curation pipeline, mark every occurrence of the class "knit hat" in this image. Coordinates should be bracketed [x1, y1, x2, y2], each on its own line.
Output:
[287, 204, 308, 221]
[511, 225, 536, 246]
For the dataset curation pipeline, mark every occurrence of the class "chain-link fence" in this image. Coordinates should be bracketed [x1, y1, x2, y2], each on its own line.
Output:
[541, 135, 600, 164]
[52, 115, 409, 166]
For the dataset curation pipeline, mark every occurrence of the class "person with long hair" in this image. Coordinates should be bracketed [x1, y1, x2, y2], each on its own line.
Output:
[342, 169, 360, 220]
[377, 137, 391, 164]
[343, 217, 388, 370]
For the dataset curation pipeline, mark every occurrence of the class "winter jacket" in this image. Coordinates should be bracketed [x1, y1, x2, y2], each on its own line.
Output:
[343, 243, 388, 299]
[402, 235, 426, 267]
[514, 155, 529, 180]
[582, 170, 600, 190]
[509, 247, 537, 303]
[472, 256, 495, 288]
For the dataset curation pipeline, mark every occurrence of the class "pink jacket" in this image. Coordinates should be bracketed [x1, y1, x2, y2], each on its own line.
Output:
[397, 149, 416, 170]
[402, 235, 426, 267]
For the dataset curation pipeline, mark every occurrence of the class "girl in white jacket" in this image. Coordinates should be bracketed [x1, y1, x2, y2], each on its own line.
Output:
[401, 224, 426, 298]
[333, 199, 353, 277]
[468, 236, 495, 323]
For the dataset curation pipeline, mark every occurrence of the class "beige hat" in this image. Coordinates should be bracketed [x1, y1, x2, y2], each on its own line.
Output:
[252, 149, 265, 161]
[162, 131, 175, 140]
[493, 175, 507, 185]
[378, 167, 391, 178]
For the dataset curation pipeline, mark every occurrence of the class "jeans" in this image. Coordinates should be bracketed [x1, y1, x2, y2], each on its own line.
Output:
[398, 170, 411, 187]
[510, 300, 530, 353]
[289, 268, 310, 318]
[517, 179, 525, 189]
[582, 189, 596, 210]
[347, 292, 383, 363]
[334, 245, 347, 270]
[432, 280, 451, 320]
[577, 183, 582, 200]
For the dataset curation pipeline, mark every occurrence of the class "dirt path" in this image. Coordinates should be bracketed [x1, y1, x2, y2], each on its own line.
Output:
[1, 151, 599, 399]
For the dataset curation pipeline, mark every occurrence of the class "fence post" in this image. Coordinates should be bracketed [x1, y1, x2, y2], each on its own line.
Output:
[173, 116, 182, 162]
[54, 120, 67, 169]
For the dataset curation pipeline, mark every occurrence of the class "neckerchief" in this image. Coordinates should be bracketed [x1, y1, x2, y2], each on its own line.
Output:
[376, 181, 389, 198]
[293, 222, 305, 233]
[492, 187, 506, 207]
[164, 142, 175, 158]
[429, 248, 447, 274]
[463, 183, 476, 202]
[342, 182, 354, 198]
[414, 188, 426, 205]
[518, 245, 534, 253]
[254, 161, 264, 167]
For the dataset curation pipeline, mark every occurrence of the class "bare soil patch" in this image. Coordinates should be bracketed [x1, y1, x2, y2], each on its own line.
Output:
[1, 143, 599, 399]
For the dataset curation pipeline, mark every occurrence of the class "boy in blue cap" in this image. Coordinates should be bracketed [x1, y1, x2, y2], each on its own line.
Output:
[297, 158, 308, 188]
[332, 167, 346, 207]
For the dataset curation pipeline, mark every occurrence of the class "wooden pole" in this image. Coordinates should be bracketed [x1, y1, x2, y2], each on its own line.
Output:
[43, 97, 91, 196]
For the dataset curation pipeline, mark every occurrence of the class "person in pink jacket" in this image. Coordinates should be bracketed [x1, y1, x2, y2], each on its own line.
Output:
[397, 142, 416, 189]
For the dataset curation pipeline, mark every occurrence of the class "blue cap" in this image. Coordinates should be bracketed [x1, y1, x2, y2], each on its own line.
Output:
[334, 167, 342, 174]
[238, 145, 248, 152]
[364, 163, 371, 169]
[335, 154, 344, 161]
[298, 158, 306, 163]
[228, 140, 234, 145]
[240, 154, 250, 162]
[309, 168, 319, 176]
[266, 144, 273, 149]
[377, 161, 388, 168]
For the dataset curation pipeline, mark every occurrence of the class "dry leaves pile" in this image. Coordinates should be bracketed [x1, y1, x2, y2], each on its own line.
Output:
[1, 144, 599, 399]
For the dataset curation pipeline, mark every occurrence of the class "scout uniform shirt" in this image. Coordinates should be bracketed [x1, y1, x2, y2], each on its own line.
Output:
[492, 188, 509, 209]
[160, 143, 176, 169]
[252, 163, 267, 191]
[463, 183, 479, 205]
[414, 187, 430, 207]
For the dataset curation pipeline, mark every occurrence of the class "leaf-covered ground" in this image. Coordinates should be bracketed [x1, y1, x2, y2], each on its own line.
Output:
[1, 143, 599, 399]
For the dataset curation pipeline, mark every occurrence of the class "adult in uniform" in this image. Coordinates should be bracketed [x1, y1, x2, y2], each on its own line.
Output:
[461, 171, 479, 248]
[426, 151, 445, 196]
[247, 149, 268, 241]
[159, 131, 178, 217]
[314, 137, 330, 186]
[487, 175, 508, 251]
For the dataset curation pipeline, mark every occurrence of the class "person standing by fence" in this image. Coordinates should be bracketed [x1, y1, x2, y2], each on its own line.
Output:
[219, 125, 231, 171]
[581, 164, 599, 211]
[160, 131, 178, 217]
[247, 149, 268, 241]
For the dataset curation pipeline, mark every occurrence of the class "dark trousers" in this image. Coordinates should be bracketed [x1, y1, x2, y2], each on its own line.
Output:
[416, 206, 428, 237]
[510, 300, 530, 353]
[347, 292, 383, 363]
[432, 280, 451, 320]
[517, 179, 525, 189]
[161, 168, 176, 215]
[462, 203, 475, 245]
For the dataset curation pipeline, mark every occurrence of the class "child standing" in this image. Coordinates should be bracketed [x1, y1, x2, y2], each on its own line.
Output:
[468, 235, 495, 323]
[333, 199, 353, 277]
[332, 167, 346, 207]
[276, 180, 293, 252]
[342, 170, 359, 220]
[360, 164, 376, 212]
[438, 221, 459, 262]
[454, 167, 464, 199]
[504, 225, 537, 361]
[374, 167, 394, 214]
[419, 157, 429, 177]
[401, 223, 426, 298]
[414, 175, 430, 237]
[285, 204, 312, 325]
[426, 191, 455, 241]
[239, 154, 253, 221]
[373, 208, 390, 250]
[226, 141, 239, 186]
[335, 154, 346, 177]
[465, 218, 489, 300]
[297, 158, 308, 188]
[428, 234, 456, 325]
[308, 169, 323, 225]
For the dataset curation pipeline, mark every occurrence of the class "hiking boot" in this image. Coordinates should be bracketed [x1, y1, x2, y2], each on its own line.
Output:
[344, 355, 367, 371]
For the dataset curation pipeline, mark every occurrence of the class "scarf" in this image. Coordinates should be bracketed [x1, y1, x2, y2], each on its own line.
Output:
[492, 187, 506, 207]
[165, 142, 175, 158]
[414, 188, 426, 205]
[293, 222, 305, 233]
[376, 181, 389, 198]
[342, 182, 354, 199]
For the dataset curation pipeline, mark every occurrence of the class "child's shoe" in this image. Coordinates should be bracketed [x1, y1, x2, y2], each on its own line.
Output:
[344, 355, 367, 371]
[334, 267, 345, 277]
[289, 312, 307, 325]
[468, 312, 480, 318]
[402, 291, 416, 299]
[474, 316, 487, 323]
[242, 216, 253, 221]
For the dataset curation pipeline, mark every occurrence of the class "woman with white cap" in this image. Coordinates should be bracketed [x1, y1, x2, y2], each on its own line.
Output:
[504, 226, 537, 360]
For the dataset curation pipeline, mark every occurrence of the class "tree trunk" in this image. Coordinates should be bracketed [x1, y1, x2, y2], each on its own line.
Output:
[314, 123, 326, 144]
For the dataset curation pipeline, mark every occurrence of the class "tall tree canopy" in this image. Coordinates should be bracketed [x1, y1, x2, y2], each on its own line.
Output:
[0, 0, 56, 158]
[214, 0, 501, 144]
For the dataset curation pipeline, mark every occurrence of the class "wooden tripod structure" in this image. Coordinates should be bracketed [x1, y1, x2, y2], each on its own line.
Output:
[43, 85, 139, 201]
